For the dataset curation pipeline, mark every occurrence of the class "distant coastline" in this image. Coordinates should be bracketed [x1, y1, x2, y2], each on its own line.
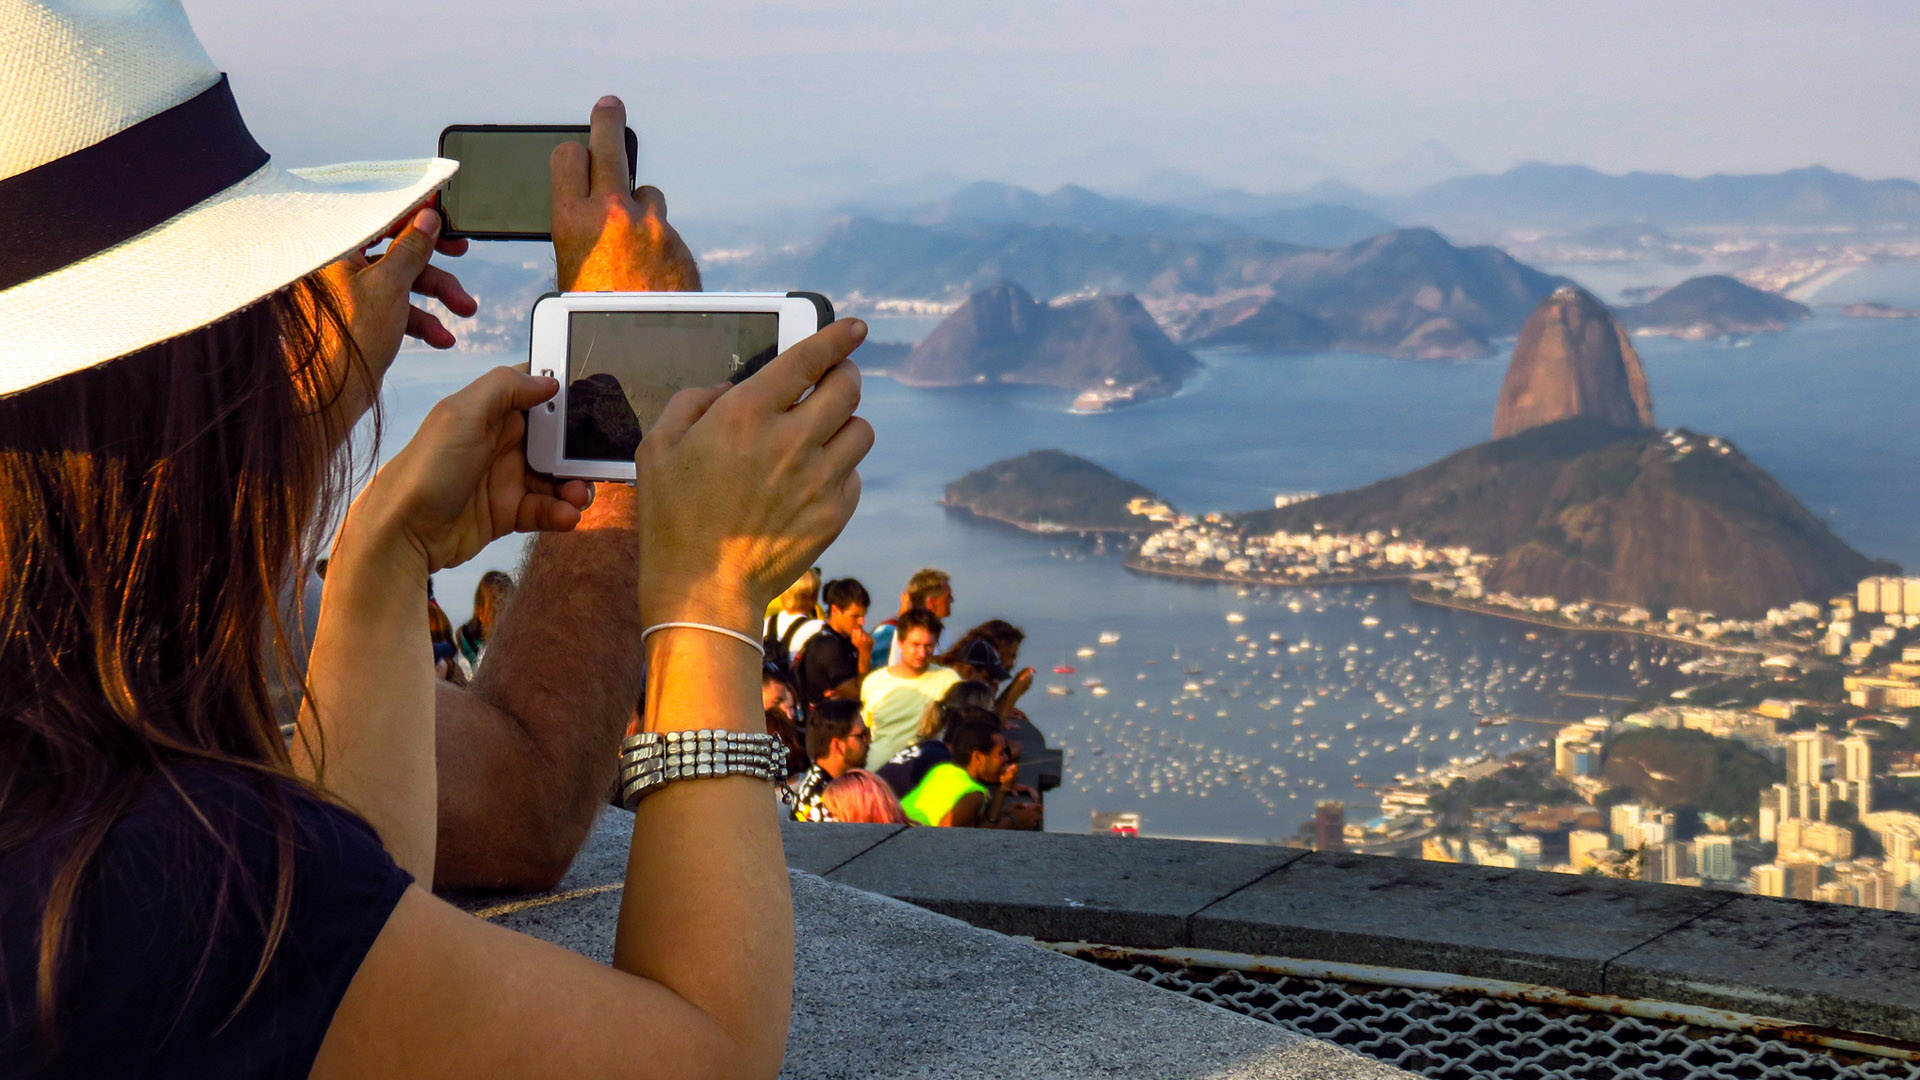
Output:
[1407, 589, 1769, 655]
[1121, 553, 1419, 589]
[942, 502, 1151, 537]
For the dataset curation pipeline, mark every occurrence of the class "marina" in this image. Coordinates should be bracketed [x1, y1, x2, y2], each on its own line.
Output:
[386, 288, 1920, 844]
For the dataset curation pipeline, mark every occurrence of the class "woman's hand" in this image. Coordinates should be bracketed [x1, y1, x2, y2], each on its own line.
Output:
[352, 367, 593, 575]
[313, 207, 477, 426]
[635, 319, 873, 636]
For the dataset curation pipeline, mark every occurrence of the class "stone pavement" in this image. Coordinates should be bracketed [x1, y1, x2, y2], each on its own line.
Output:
[458, 812, 1413, 1080]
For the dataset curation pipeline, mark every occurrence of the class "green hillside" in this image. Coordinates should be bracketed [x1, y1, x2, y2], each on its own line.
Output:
[1238, 417, 1887, 617]
[1601, 728, 1781, 820]
[943, 450, 1163, 534]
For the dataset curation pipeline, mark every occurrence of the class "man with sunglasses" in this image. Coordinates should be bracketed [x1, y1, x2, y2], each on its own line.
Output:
[781, 701, 868, 822]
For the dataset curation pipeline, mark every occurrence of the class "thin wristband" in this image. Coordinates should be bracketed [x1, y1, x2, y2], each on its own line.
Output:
[641, 621, 765, 656]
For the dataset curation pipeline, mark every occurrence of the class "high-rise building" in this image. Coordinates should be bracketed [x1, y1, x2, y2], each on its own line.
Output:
[1758, 805, 1779, 843]
[1777, 817, 1805, 855]
[1788, 732, 1824, 787]
[1640, 843, 1671, 884]
[1314, 800, 1346, 852]
[1860, 579, 1882, 614]
[1694, 834, 1736, 880]
[1842, 736, 1873, 782]
[1610, 803, 1645, 840]
[1506, 834, 1542, 870]
[1843, 868, 1899, 910]
[1634, 820, 1669, 848]
[1800, 820, 1855, 860]
[1568, 830, 1612, 871]
[1783, 859, 1823, 901]
[1553, 724, 1604, 779]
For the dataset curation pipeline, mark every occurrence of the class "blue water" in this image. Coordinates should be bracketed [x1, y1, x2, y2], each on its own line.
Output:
[375, 270, 1920, 842]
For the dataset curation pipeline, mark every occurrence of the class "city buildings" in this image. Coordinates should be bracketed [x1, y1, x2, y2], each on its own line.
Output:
[1314, 800, 1347, 852]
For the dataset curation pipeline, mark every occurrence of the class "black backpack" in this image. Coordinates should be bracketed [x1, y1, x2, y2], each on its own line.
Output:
[762, 613, 814, 684]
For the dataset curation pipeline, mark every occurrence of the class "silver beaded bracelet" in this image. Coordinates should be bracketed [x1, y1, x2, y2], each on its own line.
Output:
[618, 729, 787, 810]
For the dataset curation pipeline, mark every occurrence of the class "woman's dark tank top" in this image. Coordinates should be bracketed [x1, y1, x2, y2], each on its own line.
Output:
[0, 764, 412, 1077]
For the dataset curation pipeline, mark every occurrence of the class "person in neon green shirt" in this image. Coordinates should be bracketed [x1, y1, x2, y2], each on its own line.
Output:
[901, 714, 1038, 828]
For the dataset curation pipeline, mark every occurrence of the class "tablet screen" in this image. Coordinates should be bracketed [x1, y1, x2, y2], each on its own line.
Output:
[563, 310, 780, 461]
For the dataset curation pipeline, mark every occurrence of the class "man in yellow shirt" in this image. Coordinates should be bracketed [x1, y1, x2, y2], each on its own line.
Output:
[859, 608, 959, 766]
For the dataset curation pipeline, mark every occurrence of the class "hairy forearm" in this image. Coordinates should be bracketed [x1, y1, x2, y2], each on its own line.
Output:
[432, 485, 644, 891]
[615, 629, 791, 1078]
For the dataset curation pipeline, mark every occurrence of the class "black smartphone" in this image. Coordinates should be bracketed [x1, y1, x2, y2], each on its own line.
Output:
[436, 124, 639, 241]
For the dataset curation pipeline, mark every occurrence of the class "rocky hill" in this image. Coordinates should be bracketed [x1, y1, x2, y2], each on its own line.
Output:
[942, 449, 1165, 534]
[1493, 286, 1654, 438]
[1176, 228, 1563, 359]
[892, 283, 1199, 407]
[1601, 729, 1780, 820]
[1619, 276, 1812, 339]
[1238, 417, 1886, 618]
[715, 220, 1563, 361]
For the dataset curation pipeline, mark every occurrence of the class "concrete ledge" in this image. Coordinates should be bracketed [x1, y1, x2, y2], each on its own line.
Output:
[1190, 850, 1731, 992]
[458, 813, 1412, 1079]
[819, 824, 1307, 947]
[782, 820, 906, 876]
[788, 872, 1412, 1078]
[788, 823, 1920, 1042]
[1607, 896, 1920, 1043]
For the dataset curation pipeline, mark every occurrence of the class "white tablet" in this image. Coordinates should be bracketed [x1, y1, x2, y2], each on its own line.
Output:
[524, 291, 834, 482]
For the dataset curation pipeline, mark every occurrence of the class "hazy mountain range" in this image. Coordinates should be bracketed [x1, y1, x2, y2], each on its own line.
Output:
[691, 160, 1920, 263]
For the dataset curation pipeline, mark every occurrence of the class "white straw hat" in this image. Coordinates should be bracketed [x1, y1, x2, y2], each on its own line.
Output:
[0, 0, 457, 397]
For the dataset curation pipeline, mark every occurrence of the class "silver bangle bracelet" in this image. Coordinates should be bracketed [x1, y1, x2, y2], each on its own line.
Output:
[619, 729, 786, 810]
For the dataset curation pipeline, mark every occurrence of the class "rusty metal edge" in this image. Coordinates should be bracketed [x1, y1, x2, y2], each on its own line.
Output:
[1038, 941, 1920, 1063]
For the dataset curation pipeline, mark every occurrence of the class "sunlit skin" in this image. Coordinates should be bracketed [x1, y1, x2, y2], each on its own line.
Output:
[926, 585, 953, 619]
[821, 602, 873, 699]
[942, 734, 1040, 829]
[761, 679, 795, 721]
[816, 724, 869, 777]
[893, 627, 938, 678]
[827, 602, 867, 639]
[303, 93, 874, 1080]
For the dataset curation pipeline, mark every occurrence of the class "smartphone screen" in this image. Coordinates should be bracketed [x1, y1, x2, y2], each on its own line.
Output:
[563, 311, 780, 461]
[439, 126, 636, 238]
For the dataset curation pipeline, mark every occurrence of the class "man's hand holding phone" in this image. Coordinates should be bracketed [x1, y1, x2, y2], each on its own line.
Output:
[551, 96, 700, 294]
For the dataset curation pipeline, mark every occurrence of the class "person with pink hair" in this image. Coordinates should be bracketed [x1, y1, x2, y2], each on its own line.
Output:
[819, 769, 910, 825]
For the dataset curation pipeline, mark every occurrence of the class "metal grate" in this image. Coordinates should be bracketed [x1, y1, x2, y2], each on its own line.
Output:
[1096, 959, 1920, 1080]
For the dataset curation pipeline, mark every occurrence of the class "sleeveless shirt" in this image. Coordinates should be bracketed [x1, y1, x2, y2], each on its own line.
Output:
[899, 761, 989, 826]
[0, 764, 412, 1077]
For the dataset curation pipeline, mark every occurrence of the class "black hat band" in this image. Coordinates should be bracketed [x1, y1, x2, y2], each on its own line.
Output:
[0, 74, 269, 291]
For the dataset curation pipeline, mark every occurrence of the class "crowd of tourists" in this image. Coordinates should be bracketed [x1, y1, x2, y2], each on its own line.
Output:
[761, 567, 1044, 829]
[432, 564, 1047, 830]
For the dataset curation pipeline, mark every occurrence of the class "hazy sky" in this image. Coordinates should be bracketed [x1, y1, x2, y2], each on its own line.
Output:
[189, 0, 1920, 219]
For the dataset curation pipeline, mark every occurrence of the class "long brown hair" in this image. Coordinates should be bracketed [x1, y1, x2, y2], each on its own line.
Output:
[0, 274, 365, 1040]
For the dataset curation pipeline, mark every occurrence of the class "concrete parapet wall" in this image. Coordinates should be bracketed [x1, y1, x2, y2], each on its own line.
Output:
[786, 822, 1920, 1043]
